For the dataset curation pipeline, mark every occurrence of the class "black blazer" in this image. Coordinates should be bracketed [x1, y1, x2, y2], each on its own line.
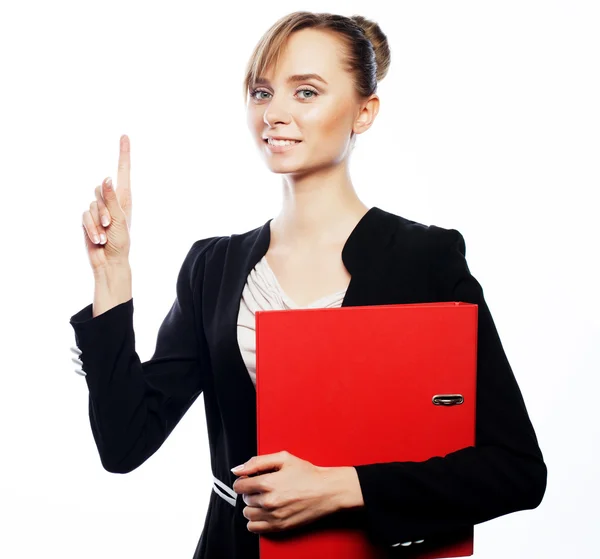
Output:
[69, 206, 547, 558]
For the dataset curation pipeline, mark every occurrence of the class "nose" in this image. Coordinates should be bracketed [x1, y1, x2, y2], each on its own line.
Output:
[263, 95, 292, 128]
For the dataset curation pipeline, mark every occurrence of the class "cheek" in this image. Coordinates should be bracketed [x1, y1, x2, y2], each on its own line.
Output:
[246, 110, 262, 136]
[301, 106, 352, 142]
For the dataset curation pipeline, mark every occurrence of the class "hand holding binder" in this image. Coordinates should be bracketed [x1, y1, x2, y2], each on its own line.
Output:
[231, 450, 345, 534]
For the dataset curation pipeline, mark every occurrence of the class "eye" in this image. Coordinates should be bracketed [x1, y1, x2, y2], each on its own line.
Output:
[249, 87, 319, 102]
[250, 88, 270, 101]
[296, 87, 318, 100]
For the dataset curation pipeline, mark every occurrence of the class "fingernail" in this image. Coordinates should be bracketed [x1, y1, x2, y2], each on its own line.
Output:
[105, 177, 112, 189]
[101, 215, 110, 227]
[231, 464, 244, 472]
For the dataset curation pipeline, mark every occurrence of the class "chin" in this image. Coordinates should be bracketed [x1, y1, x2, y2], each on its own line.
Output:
[267, 166, 315, 180]
[264, 158, 302, 171]
[267, 166, 302, 175]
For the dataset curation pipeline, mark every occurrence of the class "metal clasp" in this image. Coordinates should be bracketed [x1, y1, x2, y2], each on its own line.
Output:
[432, 394, 464, 406]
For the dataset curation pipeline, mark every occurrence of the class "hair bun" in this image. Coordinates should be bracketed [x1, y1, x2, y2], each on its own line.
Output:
[350, 15, 391, 82]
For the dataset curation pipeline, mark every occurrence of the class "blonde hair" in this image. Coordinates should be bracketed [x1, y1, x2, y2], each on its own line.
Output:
[242, 11, 391, 104]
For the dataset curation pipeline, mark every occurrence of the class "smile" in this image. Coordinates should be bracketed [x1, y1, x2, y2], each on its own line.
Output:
[264, 139, 302, 153]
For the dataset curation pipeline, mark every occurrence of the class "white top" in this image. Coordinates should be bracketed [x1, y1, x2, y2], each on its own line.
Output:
[237, 254, 347, 388]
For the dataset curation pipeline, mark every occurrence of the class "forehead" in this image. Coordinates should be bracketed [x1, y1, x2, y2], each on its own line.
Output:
[261, 28, 346, 83]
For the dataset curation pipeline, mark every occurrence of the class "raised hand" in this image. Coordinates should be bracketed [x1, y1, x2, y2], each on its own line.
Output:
[81, 135, 133, 273]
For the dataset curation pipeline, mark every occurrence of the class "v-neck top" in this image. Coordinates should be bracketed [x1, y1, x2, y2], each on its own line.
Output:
[237, 254, 347, 388]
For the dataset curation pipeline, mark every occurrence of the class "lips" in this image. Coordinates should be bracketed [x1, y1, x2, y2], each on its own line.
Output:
[264, 138, 302, 153]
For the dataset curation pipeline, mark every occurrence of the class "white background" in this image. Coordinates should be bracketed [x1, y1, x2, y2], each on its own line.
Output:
[1, 1, 598, 557]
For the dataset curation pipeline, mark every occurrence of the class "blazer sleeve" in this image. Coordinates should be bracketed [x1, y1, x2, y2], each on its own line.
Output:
[352, 228, 547, 549]
[69, 236, 220, 474]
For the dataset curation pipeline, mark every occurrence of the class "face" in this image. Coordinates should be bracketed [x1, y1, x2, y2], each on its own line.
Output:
[246, 28, 379, 176]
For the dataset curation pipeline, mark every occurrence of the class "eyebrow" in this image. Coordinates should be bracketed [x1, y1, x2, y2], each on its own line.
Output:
[253, 73, 329, 86]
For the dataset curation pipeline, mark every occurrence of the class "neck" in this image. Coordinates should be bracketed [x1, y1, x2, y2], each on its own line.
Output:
[271, 162, 370, 250]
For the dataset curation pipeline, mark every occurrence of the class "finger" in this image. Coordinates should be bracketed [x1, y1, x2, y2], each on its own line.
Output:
[233, 473, 273, 496]
[94, 184, 111, 227]
[116, 135, 132, 223]
[242, 493, 264, 508]
[243, 505, 269, 522]
[117, 135, 131, 189]
[99, 176, 124, 223]
[83, 222, 97, 252]
[88, 200, 106, 244]
[233, 453, 285, 476]
[82, 210, 101, 245]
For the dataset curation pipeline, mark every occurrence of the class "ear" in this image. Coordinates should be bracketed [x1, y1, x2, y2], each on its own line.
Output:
[353, 95, 380, 136]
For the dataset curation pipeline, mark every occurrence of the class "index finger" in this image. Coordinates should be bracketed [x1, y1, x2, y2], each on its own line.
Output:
[117, 134, 130, 192]
[116, 134, 132, 224]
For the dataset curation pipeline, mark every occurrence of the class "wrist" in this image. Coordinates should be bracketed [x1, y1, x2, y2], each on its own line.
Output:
[94, 259, 131, 275]
[93, 263, 133, 317]
[94, 262, 132, 285]
[320, 466, 365, 512]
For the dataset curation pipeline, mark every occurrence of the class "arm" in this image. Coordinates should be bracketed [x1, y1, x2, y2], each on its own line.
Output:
[350, 229, 547, 547]
[69, 237, 220, 474]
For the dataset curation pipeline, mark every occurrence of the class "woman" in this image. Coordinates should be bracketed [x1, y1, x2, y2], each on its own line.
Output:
[69, 11, 547, 559]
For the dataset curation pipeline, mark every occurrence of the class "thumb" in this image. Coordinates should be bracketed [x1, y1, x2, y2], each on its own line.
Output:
[101, 177, 125, 222]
